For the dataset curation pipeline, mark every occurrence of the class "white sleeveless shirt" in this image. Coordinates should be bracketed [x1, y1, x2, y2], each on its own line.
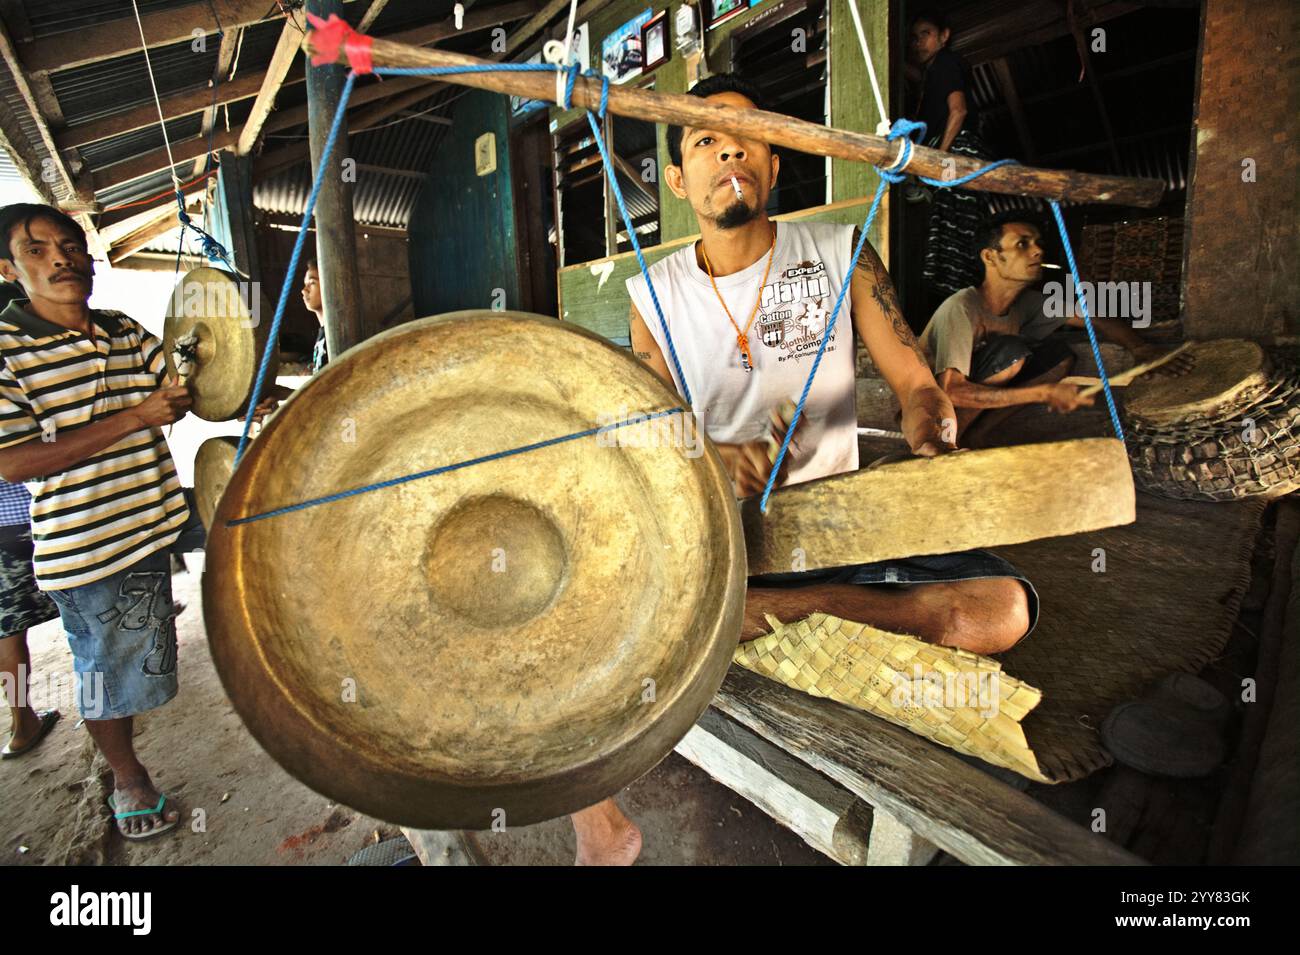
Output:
[626, 221, 859, 486]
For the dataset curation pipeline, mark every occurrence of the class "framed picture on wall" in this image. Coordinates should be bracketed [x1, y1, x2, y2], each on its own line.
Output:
[705, 0, 747, 30]
[602, 9, 653, 84]
[640, 11, 670, 73]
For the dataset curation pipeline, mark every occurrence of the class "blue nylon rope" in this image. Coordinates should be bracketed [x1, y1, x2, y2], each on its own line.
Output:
[1049, 200, 1124, 442]
[234, 69, 359, 464]
[230, 63, 1121, 527]
[227, 407, 686, 526]
[757, 118, 1092, 512]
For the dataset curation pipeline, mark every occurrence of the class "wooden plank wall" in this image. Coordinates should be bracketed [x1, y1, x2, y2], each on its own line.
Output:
[554, 0, 892, 343]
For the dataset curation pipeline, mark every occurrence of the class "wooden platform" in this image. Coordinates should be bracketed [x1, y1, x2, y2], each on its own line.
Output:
[678, 668, 1144, 866]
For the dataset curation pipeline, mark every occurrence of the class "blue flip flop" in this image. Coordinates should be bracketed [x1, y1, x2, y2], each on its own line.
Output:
[107, 792, 180, 841]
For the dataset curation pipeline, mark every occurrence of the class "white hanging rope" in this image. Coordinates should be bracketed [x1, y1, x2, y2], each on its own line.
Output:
[845, 0, 890, 138]
[130, 0, 182, 192]
[543, 0, 584, 105]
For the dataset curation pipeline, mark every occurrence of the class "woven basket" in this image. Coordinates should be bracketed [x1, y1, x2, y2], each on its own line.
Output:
[1125, 360, 1300, 502]
[734, 613, 1049, 782]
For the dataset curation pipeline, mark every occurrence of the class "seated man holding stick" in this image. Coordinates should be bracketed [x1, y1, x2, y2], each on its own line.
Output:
[918, 211, 1186, 445]
[566, 74, 1039, 865]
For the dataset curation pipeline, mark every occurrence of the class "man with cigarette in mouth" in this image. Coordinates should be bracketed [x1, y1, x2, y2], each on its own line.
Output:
[919, 211, 1183, 445]
[564, 74, 1041, 866]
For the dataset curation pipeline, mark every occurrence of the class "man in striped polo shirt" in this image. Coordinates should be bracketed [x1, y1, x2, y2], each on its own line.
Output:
[0, 204, 192, 839]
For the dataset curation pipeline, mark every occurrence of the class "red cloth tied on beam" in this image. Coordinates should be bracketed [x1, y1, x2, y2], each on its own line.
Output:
[305, 12, 374, 75]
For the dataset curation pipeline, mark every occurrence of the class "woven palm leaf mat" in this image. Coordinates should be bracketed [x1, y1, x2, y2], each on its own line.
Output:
[993, 491, 1266, 782]
[735, 613, 1051, 781]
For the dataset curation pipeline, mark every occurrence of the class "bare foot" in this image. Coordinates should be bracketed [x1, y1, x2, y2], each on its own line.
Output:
[110, 775, 180, 839]
[5, 706, 43, 751]
[575, 818, 642, 866]
[572, 800, 643, 866]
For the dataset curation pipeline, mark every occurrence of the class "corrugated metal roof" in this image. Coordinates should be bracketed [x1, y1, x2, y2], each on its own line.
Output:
[1, 0, 485, 231]
[24, 0, 196, 38]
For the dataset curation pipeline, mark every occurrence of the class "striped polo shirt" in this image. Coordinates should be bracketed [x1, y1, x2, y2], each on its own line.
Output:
[0, 299, 188, 590]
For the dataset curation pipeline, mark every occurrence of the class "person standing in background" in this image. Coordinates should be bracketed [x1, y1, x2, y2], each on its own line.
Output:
[908, 9, 992, 311]
[0, 478, 61, 758]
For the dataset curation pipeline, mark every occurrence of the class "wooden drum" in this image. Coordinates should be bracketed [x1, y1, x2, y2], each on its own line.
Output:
[1123, 340, 1300, 502]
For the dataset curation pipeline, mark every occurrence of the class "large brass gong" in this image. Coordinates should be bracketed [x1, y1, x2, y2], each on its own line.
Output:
[203, 312, 746, 829]
[164, 267, 277, 421]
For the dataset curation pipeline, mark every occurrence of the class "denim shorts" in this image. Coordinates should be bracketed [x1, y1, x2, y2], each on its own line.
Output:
[45, 548, 179, 720]
[971, 334, 1075, 384]
[749, 548, 1040, 638]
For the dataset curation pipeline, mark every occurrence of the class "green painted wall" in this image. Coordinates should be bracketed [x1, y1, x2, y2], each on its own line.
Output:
[559, 196, 875, 342]
[555, 0, 891, 342]
[409, 88, 521, 315]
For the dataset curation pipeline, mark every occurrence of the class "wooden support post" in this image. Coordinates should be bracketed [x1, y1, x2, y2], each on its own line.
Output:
[306, 0, 365, 353]
[311, 36, 1164, 207]
[215, 152, 261, 280]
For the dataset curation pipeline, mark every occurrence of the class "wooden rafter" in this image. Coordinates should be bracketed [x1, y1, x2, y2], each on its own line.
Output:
[92, 129, 240, 193]
[236, 14, 306, 156]
[108, 200, 202, 265]
[56, 0, 534, 154]
[98, 177, 211, 242]
[357, 0, 391, 33]
[990, 57, 1036, 164]
[55, 70, 275, 153]
[192, 28, 243, 176]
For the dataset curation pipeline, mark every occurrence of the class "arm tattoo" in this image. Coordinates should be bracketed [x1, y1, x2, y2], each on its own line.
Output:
[852, 228, 927, 364]
[634, 350, 652, 361]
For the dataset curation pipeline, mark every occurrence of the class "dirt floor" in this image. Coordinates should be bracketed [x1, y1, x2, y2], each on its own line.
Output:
[2, 553, 828, 867]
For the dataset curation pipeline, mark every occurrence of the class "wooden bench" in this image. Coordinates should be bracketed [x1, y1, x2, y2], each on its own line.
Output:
[675, 667, 1145, 866]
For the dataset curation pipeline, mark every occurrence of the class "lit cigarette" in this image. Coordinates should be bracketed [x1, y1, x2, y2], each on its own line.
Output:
[730, 176, 744, 200]
[1040, 263, 1062, 269]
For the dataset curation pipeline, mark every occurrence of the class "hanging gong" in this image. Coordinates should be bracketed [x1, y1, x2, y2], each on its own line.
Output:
[164, 267, 278, 421]
[203, 311, 746, 830]
[194, 436, 240, 531]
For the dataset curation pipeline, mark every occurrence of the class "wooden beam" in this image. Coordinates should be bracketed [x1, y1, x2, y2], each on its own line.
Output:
[990, 57, 1036, 164]
[714, 667, 1145, 865]
[675, 707, 873, 865]
[357, 0, 391, 33]
[318, 37, 1165, 207]
[505, 0, 570, 53]
[97, 176, 211, 240]
[355, 163, 429, 180]
[260, 211, 406, 238]
[108, 201, 200, 264]
[0, 18, 94, 204]
[55, 70, 274, 152]
[192, 28, 243, 176]
[236, 17, 305, 156]
[92, 128, 240, 193]
[56, 0, 531, 153]
[15, 0, 353, 76]
[253, 83, 453, 180]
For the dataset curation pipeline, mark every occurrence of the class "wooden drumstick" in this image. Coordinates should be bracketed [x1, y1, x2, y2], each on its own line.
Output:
[1063, 342, 1193, 398]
